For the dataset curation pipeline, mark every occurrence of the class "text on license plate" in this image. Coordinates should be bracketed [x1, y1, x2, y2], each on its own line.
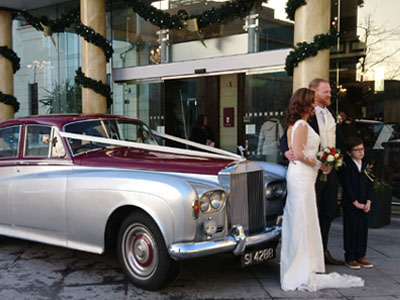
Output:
[241, 247, 275, 267]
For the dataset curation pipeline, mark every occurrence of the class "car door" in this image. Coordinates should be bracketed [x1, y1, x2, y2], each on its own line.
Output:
[0, 125, 21, 226]
[9, 125, 72, 240]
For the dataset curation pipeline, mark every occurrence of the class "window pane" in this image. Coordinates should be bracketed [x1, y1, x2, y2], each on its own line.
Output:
[0, 126, 21, 158]
[245, 72, 292, 164]
[25, 125, 51, 157]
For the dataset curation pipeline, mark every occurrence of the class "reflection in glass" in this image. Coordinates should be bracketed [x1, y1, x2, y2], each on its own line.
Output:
[245, 72, 292, 164]
[111, 1, 293, 68]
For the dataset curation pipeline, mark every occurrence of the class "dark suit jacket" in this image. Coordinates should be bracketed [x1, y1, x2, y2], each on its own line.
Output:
[339, 155, 375, 207]
[280, 106, 346, 156]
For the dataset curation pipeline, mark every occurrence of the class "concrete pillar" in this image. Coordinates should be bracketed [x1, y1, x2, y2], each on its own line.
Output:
[0, 10, 14, 121]
[293, 0, 331, 91]
[80, 0, 107, 114]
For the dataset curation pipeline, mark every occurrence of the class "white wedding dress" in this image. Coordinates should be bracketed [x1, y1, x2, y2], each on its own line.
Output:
[280, 119, 364, 292]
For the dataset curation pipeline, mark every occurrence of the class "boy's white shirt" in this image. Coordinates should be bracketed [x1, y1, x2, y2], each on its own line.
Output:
[352, 158, 362, 172]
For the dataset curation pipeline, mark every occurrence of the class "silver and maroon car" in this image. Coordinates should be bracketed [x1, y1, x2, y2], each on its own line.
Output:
[0, 114, 286, 290]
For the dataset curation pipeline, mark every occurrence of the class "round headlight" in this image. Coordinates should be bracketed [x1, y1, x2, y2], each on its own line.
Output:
[265, 185, 273, 199]
[210, 192, 223, 209]
[199, 195, 210, 212]
[265, 182, 286, 199]
[273, 183, 286, 198]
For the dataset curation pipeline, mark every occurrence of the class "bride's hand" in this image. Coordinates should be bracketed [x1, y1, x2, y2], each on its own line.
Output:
[320, 163, 332, 174]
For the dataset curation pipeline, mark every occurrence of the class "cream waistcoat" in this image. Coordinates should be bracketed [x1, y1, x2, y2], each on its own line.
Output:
[315, 106, 336, 148]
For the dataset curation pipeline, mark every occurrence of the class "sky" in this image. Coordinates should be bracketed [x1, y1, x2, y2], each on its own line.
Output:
[357, 0, 400, 80]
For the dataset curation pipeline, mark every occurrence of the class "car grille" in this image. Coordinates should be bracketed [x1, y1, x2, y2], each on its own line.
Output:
[228, 163, 266, 235]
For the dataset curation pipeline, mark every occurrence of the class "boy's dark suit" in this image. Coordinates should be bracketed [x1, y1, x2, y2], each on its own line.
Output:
[339, 155, 375, 262]
[280, 107, 346, 255]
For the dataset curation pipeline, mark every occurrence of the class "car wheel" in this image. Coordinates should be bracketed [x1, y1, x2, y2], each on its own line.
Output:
[117, 211, 179, 290]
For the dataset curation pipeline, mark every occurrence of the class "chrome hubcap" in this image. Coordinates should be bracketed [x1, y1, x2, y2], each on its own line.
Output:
[123, 223, 158, 279]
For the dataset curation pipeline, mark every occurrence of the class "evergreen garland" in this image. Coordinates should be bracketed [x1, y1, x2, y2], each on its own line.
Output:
[38, 8, 80, 33]
[0, 91, 20, 113]
[285, 0, 306, 21]
[13, 8, 80, 32]
[0, 46, 20, 73]
[285, 28, 339, 77]
[124, 0, 265, 30]
[75, 68, 112, 108]
[74, 23, 113, 62]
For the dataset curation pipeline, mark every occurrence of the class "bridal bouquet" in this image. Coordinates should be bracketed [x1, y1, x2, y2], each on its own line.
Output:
[317, 147, 344, 182]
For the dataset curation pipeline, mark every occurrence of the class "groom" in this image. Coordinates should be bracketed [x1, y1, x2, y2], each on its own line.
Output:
[280, 78, 346, 265]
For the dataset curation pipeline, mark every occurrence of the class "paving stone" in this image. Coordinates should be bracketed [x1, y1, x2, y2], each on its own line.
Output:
[57, 284, 126, 300]
[0, 217, 399, 299]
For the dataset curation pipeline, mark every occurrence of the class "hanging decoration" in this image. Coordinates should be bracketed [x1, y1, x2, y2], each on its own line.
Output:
[285, 0, 306, 21]
[124, 0, 264, 30]
[177, 10, 206, 47]
[0, 46, 20, 73]
[285, 28, 339, 77]
[75, 68, 112, 108]
[0, 91, 20, 113]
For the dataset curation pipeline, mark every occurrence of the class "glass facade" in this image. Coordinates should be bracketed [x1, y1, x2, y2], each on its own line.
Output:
[7, 0, 400, 200]
[13, 0, 81, 116]
[111, 0, 293, 68]
[244, 72, 292, 164]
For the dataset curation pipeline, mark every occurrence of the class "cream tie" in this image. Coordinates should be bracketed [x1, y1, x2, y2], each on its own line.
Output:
[320, 109, 326, 124]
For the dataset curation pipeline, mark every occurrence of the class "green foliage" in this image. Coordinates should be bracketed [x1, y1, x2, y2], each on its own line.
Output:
[285, 0, 307, 21]
[374, 180, 390, 192]
[0, 46, 20, 73]
[124, 0, 264, 30]
[75, 68, 112, 108]
[39, 80, 82, 114]
[0, 91, 20, 113]
[285, 29, 339, 77]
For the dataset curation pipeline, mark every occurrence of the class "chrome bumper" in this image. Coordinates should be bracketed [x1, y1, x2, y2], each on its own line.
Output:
[168, 225, 281, 260]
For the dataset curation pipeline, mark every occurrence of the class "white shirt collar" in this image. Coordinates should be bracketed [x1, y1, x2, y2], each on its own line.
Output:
[352, 159, 362, 172]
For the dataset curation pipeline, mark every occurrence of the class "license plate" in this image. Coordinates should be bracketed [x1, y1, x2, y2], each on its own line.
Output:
[241, 246, 275, 267]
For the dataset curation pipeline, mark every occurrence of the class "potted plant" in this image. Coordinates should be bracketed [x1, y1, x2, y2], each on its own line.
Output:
[368, 177, 392, 228]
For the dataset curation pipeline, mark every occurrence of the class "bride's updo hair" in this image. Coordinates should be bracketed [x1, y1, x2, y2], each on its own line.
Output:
[285, 88, 315, 126]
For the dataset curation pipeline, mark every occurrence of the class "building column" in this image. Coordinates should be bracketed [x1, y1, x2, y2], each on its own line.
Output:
[0, 10, 14, 121]
[293, 0, 331, 90]
[80, 0, 107, 114]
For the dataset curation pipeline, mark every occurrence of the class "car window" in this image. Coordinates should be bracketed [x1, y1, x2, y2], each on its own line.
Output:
[0, 126, 20, 158]
[64, 119, 158, 155]
[117, 121, 157, 145]
[25, 125, 52, 157]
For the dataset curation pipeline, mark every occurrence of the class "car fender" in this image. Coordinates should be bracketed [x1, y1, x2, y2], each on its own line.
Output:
[65, 167, 198, 253]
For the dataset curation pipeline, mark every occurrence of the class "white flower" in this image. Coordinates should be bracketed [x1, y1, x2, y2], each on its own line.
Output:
[334, 153, 339, 159]
[317, 151, 323, 158]
[336, 160, 343, 167]
[324, 148, 330, 153]
[327, 155, 334, 162]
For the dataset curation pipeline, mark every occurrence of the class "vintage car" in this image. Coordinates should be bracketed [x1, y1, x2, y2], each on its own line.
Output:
[0, 114, 286, 290]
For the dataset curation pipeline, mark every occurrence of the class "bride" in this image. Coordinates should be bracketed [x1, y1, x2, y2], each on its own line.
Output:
[280, 88, 364, 291]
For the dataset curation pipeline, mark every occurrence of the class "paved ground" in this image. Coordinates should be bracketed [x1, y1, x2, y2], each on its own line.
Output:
[1, 217, 400, 300]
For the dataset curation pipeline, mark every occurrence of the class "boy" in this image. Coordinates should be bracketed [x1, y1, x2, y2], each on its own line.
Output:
[339, 136, 375, 269]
